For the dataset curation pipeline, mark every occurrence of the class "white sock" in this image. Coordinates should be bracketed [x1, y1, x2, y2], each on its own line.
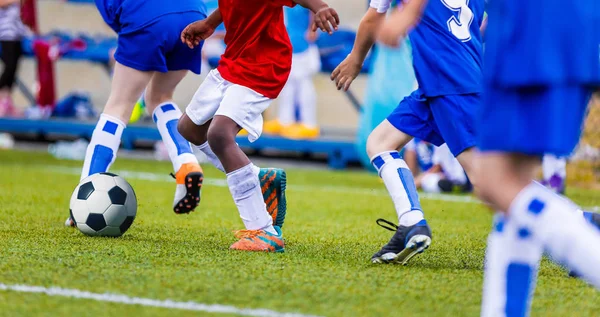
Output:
[278, 77, 297, 125]
[297, 76, 317, 127]
[483, 182, 600, 316]
[196, 142, 260, 177]
[227, 163, 276, 234]
[371, 151, 425, 226]
[81, 113, 125, 180]
[251, 164, 260, 176]
[542, 154, 566, 180]
[481, 213, 543, 317]
[512, 183, 600, 286]
[197, 142, 225, 173]
[152, 102, 197, 172]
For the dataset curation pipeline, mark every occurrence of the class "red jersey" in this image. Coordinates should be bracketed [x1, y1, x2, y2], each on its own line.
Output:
[217, 0, 294, 99]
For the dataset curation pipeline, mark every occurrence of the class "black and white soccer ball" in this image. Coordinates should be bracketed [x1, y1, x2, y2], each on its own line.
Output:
[69, 172, 137, 237]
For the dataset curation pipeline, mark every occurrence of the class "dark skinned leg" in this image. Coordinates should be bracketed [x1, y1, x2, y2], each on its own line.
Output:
[207, 115, 250, 173]
[177, 114, 211, 146]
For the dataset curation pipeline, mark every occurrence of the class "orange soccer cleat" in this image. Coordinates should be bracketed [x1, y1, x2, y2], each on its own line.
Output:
[230, 227, 285, 252]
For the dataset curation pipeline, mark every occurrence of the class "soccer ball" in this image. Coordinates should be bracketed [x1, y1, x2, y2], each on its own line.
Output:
[69, 172, 137, 237]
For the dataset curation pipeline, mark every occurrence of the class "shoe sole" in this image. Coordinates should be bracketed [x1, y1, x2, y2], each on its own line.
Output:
[261, 169, 287, 228]
[174, 172, 203, 214]
[379, 235, 431, 265]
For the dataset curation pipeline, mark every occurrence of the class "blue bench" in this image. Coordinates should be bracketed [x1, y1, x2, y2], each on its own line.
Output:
[0, 117, 360, 168]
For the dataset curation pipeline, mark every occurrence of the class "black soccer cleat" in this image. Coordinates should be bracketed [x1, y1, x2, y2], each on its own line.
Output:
[371, 218, 432, 265]
[171, 163, 204, 214]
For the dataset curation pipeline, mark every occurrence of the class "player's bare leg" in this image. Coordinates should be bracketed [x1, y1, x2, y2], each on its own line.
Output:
[477, 153, 600, 316]
[178, 114, 288, 228]
[207, 115, 251, 171]
[145, 70, 204, 214]
[177, 114, 210, 146]
[366, 120, 432, 264]
[102, 63, 154, 124]
[454, 147, 478, 192]
[199, 115, 282, 251]
[66, 62, 153, 227]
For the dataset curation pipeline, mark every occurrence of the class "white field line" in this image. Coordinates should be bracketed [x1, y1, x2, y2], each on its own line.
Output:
[44, 165, 600, 211]
[0, 283, 322, 317]
[44, 165, 478, 202]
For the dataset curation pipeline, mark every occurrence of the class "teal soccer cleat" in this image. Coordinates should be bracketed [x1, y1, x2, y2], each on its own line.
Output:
[259, 168, 287, 228]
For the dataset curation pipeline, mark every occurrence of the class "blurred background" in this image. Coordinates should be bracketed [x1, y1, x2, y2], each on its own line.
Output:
[0, 0, 598, 192]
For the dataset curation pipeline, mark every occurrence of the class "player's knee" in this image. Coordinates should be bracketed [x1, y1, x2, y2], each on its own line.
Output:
[366, 130, 394, 158]
[177, 116, 200, 145]
[206, 125, 235, 155]
[176, 118, 192, 142]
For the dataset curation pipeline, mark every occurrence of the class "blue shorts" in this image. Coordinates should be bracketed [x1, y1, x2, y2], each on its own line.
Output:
[113, 12, 205, 74]
[478, 85, 593, 157]
[387, 90, 478, 157]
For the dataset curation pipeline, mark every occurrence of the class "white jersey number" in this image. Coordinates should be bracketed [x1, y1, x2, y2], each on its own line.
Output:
[441, 0, 474, 42]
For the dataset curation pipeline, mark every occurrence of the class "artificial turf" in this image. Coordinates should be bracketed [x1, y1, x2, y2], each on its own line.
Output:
[0, 149, 599, 316]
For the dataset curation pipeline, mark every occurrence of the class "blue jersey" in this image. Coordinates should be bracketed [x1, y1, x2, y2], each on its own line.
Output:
[484, 0, 600, 87]
[407, 0, 485, 97]
[284, 6, 311, 54]
[95, 0, 207, 34]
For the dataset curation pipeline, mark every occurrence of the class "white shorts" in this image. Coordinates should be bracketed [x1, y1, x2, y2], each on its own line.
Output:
[185, 69, 272, 142]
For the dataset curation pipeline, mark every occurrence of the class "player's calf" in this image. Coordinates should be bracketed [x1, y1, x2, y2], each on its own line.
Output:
[206, 116, 249, 171]
[177, 114, 210, 147]
[206, 116, 279, 241]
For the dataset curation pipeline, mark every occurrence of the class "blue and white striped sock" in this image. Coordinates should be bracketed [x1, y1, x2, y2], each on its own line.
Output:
[81, 113, 126, 180]
[370, 151, 424, 226]
[482, 182, 600, 317]
[153, 102, 197, 172]
[481, 213, 542, 317]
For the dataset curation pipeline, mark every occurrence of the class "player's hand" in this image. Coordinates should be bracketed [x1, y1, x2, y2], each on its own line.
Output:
[311, 6, 339, 35]
[330, 54, 361, 91]
[377, 19, 406, 48]
[181, 20, 216, 49]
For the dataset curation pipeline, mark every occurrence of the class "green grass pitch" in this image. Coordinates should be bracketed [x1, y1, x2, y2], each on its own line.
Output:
[0, 149, 599, 316]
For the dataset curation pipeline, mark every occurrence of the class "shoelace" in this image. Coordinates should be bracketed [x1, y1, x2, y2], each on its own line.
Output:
[376, 218, 399, 232]
[234, 229, 263, 239]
